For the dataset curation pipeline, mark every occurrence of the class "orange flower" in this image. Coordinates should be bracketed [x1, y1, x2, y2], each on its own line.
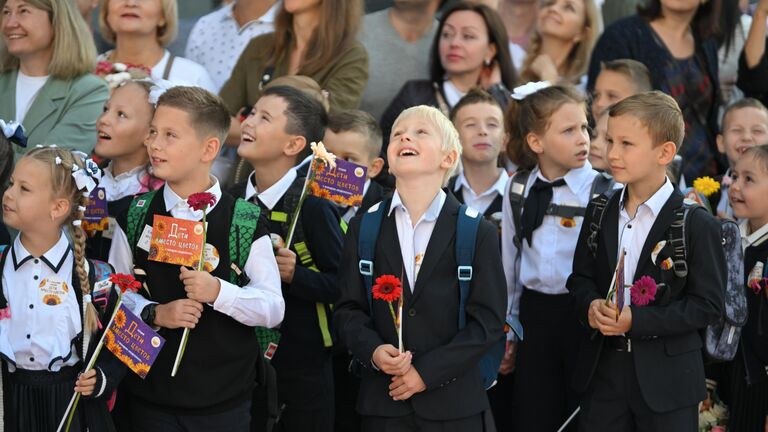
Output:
[114, 309, 127, 328]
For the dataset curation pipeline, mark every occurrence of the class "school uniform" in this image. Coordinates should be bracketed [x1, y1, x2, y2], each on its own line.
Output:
[107, 178, 284, 431]
[448, 169, 508, 220]
[86, 164, 163, 262]
[338, 179, 390, 224]
[501, 163, 600, 432]
[567, 180, 726, 431]
[0, 232, 124, 432]
[334, 190, 507, 432]
[231, 169, 344, 432]
[720, 221, 768, 431]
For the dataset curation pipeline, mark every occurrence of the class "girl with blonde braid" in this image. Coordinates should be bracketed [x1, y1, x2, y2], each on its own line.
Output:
[0, 146, 124, 431]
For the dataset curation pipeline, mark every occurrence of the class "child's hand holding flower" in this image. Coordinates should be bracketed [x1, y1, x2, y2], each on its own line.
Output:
[179, 266, 221, 303]
[74, 369, 97, 396]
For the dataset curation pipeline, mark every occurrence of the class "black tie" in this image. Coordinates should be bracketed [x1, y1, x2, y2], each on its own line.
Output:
[520, 178, 567, 246]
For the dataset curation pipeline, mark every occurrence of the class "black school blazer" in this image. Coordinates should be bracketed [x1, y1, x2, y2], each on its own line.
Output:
[567, 188, 725, 413]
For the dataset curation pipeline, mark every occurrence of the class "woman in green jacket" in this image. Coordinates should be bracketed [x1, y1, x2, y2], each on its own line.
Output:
[0, 0, 108, 157]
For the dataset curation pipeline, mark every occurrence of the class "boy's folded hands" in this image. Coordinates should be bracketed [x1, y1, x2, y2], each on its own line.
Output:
[372, 344, 412, 376]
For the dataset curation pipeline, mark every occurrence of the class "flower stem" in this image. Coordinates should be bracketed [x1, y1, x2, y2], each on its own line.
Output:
[285, 159, 318, 249]
[57, 295, 124, 432]
[172, 206, 208, 377]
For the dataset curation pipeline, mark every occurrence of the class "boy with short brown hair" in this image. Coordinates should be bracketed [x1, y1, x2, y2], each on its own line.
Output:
[569, 91, 726, 431]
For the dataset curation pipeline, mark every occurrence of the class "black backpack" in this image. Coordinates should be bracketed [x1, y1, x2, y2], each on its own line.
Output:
[586, 190, 746, 362]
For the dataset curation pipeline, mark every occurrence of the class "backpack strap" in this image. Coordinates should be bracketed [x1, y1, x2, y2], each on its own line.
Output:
[590, 172, 616, 200]
[456, 205, 482, 329]
[669, 203, 700, 278]
[0, 245, 8, 310]
[229, 198, 262, 286]
[358, 199, 389, 311]
[127, 190, 158, 256]
[508, 170, 531, 250]
[586, 190, 619, 258]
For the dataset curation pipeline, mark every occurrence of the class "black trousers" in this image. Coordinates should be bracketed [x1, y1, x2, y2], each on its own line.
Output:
[130, 399, 251, 432]
[332, 352, 361, 432]
[487, 371, 515, 431]
[362, 413, 484, 432]
[579, 349, 697, 432]
[513, 289, 580, 432]
[274, 361, 334, 432]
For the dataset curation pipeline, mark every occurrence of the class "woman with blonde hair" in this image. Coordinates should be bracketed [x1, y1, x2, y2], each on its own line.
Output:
[97, 0, 214, 91]
[518, 0, 601, 87]
[0, 0, 108, 156]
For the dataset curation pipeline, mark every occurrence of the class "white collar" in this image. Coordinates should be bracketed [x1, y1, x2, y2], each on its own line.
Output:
[740, 220, 768, 248]
[223, 1, 280, 28]
[388, 189, 446, 222]
[103, 162, 146, 182]
[618, 177, 674, 217]
[532, 161, 596, 195]
[245, 169, 298, 210]
[162, 177, 222, 213]
[11, 231, 71, 272]
[454, 168, 509, 198]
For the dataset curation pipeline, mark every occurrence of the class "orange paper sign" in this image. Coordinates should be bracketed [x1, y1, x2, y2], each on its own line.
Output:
[148, 215, 205, 267]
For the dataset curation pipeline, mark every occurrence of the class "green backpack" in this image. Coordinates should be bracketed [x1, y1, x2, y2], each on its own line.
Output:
[126, 190, 281, 357]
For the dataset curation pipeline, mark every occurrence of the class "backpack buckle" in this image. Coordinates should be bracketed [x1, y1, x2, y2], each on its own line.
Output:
[359, 260, 373, 276]
[673, 259, 688, 278]
[458, 265, 473, 281]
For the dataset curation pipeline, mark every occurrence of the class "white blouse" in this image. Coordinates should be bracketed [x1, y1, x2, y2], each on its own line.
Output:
[0, 233, 82, 371]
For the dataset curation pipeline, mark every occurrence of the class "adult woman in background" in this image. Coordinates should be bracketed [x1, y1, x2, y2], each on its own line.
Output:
[517, 0, 601, 88]
[0, 0, 107, 156]
[380, 1, 515, 152]
[97, 0, 215, 91]
[588, 0, 724, 181]
[219, 0, 366, 185]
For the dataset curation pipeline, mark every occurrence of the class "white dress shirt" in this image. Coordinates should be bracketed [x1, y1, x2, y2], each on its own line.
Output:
[185, 1, 279, 92]
[501, 163, 599, 338]
[740, 219, 768, 250]
[108, 177, 284, 328]
[100, 163, 148, 201]
[0, 233, 81, 371]
[453, 169, 509, 215]
[389, 190, 447, 292]
[244, 169, 297, 210]
[617, 178, 674, 306]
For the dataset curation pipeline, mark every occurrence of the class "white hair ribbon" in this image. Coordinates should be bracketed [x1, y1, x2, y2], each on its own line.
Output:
[511, 81, 552, 101]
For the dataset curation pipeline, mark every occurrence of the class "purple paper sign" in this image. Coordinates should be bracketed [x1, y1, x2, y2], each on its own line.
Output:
[105, 303, 165, 379]
[83, 187, 109, 231]
[308, 158, 367, 207]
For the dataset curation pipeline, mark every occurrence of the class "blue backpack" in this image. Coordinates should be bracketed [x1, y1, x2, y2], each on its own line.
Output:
[357, 199, 519, 389]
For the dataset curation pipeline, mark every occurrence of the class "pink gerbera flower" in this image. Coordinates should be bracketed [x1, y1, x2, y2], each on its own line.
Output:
[630, 276, 658, 306]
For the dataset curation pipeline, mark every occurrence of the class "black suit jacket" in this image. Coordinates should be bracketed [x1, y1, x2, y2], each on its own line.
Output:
[333, 194, 506, 420]
[567, 188, 725, 413]
[357, 180, 389, 216]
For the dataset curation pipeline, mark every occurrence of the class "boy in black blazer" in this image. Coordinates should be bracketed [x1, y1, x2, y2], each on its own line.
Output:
[567, 92, 726, 431]
[334, 105, 506, 432]
[230, 86, 344, 432]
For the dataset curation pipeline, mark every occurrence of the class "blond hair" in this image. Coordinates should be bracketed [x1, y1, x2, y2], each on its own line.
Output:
[0, 0, 97, 79]
[98, 0, 178, 47]
[609, 91, 685, 149]
[519, 0, 601, 85]
[391, 105, 462, 186]
[24, 147, 99, 337]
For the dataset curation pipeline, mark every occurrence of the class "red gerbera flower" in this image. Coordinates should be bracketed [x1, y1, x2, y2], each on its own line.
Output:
[630, 276, 657, 306]
[372, 275, 402, 303]
[109, 273, 141, 294]
[187, 192, 217, 211]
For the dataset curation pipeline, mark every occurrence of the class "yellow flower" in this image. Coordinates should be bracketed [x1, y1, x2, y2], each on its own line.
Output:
[310, 142, 337, 170]
[693, 176, 720, 197]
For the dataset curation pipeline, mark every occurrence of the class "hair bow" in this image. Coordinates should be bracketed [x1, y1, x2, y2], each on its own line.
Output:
[511, 81, 551, 101]
[0, 119, 27, 147]
[71, 158, 102, 193]
[148, 79, 176, 106]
